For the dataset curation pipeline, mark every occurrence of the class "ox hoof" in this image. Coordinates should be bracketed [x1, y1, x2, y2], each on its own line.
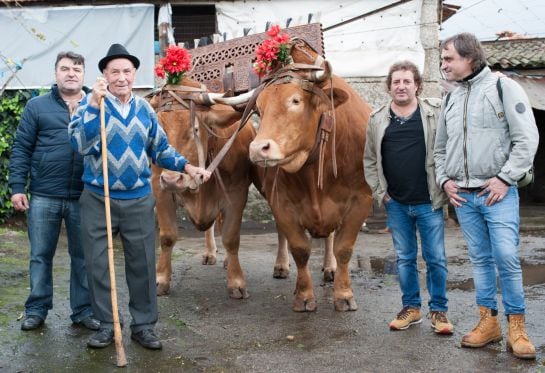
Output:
[323, 269, 335, 282]
[201, 255, 217, 265]
[228, 287, 249, 299]
[156, 282, 170, 296]
[334, 297, 358, 312]
[293, 298, 317, 312]
[273, 266, 290, 279]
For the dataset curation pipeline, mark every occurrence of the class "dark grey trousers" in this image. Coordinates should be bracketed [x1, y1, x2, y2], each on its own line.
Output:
[80, 189, 157, 333]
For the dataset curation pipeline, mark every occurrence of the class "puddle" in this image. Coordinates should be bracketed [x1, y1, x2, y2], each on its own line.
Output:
[360, 255, 545, 291]
[358, 255, 398, 275]
[447, 261, 545, 291]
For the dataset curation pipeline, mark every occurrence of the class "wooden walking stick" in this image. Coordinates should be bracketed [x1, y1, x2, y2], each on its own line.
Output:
[100, 97, 127, 367]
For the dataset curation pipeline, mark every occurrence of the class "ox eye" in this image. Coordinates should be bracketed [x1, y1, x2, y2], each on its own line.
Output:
[292, 97, 301, 105]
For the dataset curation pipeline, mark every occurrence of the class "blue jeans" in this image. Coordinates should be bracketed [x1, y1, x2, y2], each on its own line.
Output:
[385, 199, 448, 311]
[455, 186, 525, 315]
[26, 195, 93, 322]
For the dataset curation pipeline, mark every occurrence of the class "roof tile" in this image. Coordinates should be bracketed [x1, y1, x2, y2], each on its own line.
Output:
[482, 38, 545, 69]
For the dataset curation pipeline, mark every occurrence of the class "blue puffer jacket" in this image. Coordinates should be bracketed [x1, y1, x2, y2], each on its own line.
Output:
[9, 84, 89, 199]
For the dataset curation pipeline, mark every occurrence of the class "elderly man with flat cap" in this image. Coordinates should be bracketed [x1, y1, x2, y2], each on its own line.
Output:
[69, 43, 211, 350]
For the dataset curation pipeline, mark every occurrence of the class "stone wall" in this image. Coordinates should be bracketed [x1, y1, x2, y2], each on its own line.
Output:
[349, 0, 441, 110]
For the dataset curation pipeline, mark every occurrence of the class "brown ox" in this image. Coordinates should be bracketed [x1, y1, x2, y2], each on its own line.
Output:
[149, 81, 252, 298]
[246, 44, 373, 312]
[149, 79, 337, 299]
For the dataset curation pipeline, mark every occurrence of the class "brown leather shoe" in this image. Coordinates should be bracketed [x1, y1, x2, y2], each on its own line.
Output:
[461, 306, 502, 348]
[507, 314, 536, 360]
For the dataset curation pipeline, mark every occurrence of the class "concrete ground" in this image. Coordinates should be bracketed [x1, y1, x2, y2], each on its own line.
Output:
[0, 205, 544, 372]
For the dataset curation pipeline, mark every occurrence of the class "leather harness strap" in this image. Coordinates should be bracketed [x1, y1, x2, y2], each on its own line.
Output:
[260, 67, 337, 190]
[147, 83, 233, 198]
[205, 84, 264, 175]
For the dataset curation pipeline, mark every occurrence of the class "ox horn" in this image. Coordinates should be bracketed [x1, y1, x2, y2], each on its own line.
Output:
[309, 60, 332, 83]
[213, 89, 256, 106]
[193, 92, 226, 106]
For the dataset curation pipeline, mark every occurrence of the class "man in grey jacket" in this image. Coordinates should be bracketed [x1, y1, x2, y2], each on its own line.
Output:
[435, 32, 538, 359]
[364, 60, 452, 335]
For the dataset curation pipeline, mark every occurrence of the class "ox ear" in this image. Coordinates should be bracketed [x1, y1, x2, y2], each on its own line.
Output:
[203, 107, 243, 128]
[322, 87, 349, 108]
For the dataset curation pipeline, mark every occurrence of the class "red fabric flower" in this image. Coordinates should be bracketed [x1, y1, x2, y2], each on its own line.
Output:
[154, 64, 166, 79]
[267, 25, 281, 38]
[154, 45, 192, 85]
[254, 25, 291, 77]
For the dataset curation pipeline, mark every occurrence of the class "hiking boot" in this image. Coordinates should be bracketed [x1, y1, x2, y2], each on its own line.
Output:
[507, 314, 536, 360]
[429, 311, 454, 335]
[389, 307, 421, 330]
[461, 306, 502, 348]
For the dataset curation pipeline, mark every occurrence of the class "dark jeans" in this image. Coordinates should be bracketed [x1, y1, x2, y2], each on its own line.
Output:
[26, 195, 93, 322]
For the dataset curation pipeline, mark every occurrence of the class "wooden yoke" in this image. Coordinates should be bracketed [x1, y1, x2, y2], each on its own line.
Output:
[188, 23, 324, 94]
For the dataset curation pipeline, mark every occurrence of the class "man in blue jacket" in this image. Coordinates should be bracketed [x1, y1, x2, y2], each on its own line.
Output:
[9, 51, 99, 331]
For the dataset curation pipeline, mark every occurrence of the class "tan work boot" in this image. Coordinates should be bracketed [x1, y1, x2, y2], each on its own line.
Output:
[389, 307, 421, 330]
[507, 314, 536, 360]
[429, 311, 454, 335]
[461, 306, 502, 348]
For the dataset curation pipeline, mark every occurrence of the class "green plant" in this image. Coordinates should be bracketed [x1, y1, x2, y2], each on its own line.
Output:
[0, 90, 32, 223]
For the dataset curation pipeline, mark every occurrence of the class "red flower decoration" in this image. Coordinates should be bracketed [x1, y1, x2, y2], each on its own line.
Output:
[254, 25, 291, 77]
[155, 45, 192, 85]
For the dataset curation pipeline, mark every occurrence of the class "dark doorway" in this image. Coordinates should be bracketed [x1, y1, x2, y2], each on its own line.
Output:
[171, 5, 216, 48]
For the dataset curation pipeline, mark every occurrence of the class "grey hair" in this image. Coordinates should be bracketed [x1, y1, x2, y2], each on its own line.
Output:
[440, 33, 487, 73]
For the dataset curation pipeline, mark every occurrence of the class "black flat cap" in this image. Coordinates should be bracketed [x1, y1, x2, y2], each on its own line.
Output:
[98, 43, 140, 72]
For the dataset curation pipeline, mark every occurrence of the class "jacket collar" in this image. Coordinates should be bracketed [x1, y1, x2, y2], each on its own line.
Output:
[459, 65, 490, 86]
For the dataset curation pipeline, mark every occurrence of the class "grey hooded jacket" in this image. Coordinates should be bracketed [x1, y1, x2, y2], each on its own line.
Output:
[364, 97, 448, 210]
[434, 66, 539, 188]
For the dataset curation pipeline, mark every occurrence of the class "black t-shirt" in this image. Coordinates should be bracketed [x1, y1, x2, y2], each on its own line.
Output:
[381, 107, 430, 205]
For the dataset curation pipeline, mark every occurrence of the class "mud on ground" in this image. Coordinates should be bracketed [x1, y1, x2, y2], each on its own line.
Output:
[1, 206, 545, 372]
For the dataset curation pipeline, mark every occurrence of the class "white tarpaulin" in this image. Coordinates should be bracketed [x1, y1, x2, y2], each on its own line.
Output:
[0, 4, 154, 90]
[216, 0, 425, 77]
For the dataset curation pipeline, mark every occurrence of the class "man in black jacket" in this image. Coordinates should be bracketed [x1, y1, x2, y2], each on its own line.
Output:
[9, 51, 99, 331]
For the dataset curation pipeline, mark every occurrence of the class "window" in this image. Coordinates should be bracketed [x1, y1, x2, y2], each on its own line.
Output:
[171, 5, 216, 48]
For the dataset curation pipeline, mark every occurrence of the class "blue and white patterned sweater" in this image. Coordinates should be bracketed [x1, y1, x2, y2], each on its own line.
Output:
[68, 93, 187, 199]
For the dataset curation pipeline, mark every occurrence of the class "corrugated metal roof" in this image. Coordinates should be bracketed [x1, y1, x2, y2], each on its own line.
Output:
[483, 38, 545, 69]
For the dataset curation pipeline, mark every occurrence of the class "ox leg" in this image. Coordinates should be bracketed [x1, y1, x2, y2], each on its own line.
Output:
[273, 229, 290, 279]
[221, 209, 248, 299]
[202, 222, 218, 265]
[155, 191, 178, 296]
[322, 232, 336, 282]
[331, 228, 359, 312]
[287, 231, 316, 312]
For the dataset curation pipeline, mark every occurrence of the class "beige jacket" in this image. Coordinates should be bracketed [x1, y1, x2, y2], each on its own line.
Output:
[363, 97, 448, 210]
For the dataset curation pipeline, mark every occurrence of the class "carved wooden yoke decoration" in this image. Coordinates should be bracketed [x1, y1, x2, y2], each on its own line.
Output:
[188, 23, 324, 94]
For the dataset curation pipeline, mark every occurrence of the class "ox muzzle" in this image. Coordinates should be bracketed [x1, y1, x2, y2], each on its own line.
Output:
[159, 170, 200, 193]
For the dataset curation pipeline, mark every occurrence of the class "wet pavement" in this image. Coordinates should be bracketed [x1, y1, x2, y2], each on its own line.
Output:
[1, 205, 545, 372]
